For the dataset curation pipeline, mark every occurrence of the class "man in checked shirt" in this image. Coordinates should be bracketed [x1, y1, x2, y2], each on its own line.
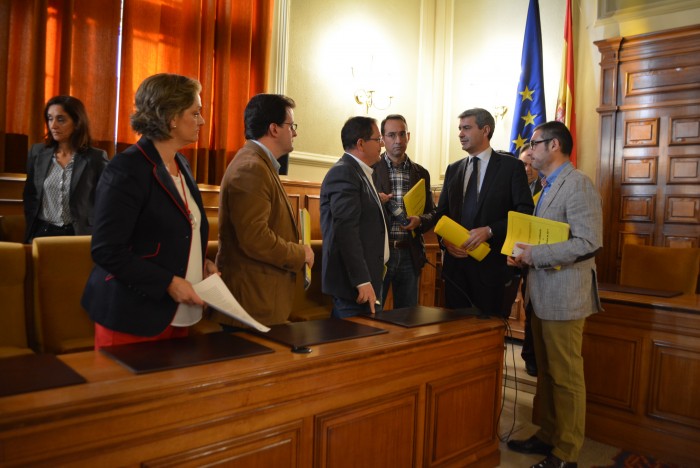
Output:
[372, 114, 434, 309]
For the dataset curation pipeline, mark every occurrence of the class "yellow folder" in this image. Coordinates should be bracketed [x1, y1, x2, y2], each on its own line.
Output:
[500, 211, 570, 257]
[434, 216, 490, 262]
[300, 208, 311, 290]
[403, 178, 426, 217]
[403, 178, 426, 238]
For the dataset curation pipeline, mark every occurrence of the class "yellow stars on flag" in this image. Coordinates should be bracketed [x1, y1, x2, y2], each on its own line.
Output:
[521, 111, 537, 126]
[512, 134, 528, 151]
[519, 86, 535, 102]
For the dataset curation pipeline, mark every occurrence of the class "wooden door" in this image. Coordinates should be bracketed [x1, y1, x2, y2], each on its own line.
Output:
[595, 26, 700, 284]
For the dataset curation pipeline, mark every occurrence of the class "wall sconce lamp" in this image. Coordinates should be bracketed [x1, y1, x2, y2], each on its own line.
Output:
[354, 89, 393, 114]
[493, 105, 508, 122]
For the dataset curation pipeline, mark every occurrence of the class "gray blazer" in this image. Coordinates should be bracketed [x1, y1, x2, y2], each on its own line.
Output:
[526, 163, 603, 321]
[23, 143, 109, 242]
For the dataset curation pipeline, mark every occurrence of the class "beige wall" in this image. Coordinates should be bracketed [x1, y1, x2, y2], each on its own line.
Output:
[272, 0, 700, 185]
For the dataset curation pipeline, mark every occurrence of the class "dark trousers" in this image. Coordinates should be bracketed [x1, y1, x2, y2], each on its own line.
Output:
[520, 271, 537, 366]
[443, 259, 503, 316]
[522, 301, 537, 364]
[29, 219, 75, 242]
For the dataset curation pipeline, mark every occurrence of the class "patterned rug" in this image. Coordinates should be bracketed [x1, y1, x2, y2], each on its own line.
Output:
[593, 450, 682, 468]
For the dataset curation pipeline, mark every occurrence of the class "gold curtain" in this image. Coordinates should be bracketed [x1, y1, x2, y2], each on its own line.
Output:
[0, 0, 273, 184]
[114, 0, 273, 183]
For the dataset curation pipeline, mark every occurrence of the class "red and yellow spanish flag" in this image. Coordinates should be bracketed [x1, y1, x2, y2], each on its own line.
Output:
[555, 0, 577, 166]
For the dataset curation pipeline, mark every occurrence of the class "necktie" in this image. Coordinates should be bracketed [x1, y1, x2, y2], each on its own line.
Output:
[461, 156, 479, 229]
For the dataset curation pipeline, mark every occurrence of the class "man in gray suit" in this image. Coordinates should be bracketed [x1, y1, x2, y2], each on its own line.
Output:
[506, 121, 603, 468]
[320, 116, 388, 317]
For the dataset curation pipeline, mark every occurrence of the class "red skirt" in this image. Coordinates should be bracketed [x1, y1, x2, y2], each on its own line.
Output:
[94, 323, 189, 350]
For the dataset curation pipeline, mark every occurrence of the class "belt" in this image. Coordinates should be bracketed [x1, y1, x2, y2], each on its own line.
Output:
[390, 240, 411, 249]
[37, 220, 73, 232]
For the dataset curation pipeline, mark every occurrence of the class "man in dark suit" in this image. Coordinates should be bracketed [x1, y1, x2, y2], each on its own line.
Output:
[372, 114, 434, 309]
[420, 108, 533, 316]
[320, 116, 388, 317]
[520, 142, 543, 198]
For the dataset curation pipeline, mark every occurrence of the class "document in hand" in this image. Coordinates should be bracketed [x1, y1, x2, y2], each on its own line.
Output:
[434, 215, 490, 261]
[300, 208, 311, 290]
[192, 275, 270, 332]
[500, 211, 570, 257]
[403, 178, 426, 217]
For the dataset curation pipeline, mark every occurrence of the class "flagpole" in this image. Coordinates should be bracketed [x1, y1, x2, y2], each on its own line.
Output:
[555, 0, 577, 166]
[508, 0, 547, 156]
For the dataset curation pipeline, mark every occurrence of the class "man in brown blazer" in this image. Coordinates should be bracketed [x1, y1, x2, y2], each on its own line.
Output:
[215, 94, 313, 326]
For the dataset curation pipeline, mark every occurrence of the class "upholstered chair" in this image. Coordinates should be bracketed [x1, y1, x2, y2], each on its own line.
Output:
[620, 244, 700, 295]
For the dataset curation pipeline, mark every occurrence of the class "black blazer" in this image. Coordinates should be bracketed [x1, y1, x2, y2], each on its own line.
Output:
[81, 137, 208, 336]
[23, 143, 109, 242]
[372, 154, 435, 271]
[320, 153, 386, 302]
[422, 150, 534, 283]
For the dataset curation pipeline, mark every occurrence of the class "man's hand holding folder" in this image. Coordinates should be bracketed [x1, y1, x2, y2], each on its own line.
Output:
[434, 216, 490, 261]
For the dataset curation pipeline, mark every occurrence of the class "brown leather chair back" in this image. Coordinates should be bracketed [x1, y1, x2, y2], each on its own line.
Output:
[32, 236, 95, 353]
[0, 242, 33, 357]
[620, 244, 700, 295]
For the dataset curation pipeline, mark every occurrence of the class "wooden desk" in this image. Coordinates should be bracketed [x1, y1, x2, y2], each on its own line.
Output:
[0, 317, 505, 467]
[583, 290, 700, 466]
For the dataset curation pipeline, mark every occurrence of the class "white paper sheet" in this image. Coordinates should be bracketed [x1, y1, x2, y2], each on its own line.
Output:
[193, 275, 270, 332]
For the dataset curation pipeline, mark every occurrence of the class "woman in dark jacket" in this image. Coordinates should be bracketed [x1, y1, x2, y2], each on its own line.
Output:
[23, 95, 108, 243]
[81, 73, 217, 349]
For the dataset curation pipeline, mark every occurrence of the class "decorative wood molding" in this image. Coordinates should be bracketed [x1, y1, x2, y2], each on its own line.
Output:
[622, 156, 658, 184]
[289, 151, 337, 169]
[669, 115, 700, 145]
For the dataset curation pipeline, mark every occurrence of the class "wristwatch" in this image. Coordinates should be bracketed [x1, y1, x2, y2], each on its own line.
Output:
[488, 226, 493, 238]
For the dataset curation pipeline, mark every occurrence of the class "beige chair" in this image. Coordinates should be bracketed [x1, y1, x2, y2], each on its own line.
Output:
[206, 215, 219, 262]
[620, 244, 700, 295]
[32, 236, 95, 354]
[0, 242, 34, 357]
[0, 214, 26, 243]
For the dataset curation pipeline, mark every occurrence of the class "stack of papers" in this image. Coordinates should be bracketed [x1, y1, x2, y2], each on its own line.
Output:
[501, 211, 570, 257]
[193, 275, 270, 332]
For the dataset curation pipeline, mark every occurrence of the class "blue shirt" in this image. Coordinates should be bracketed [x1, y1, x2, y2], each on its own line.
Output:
[535, 161, 570, 216]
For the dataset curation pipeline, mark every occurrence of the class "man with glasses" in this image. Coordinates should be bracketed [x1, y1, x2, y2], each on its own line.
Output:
[371, 114, 434, 308]
[507, 121, 602, 468]
[320, 116, 389, 317]
[215, 94, 313, 326]
[419, 108, 533, 316]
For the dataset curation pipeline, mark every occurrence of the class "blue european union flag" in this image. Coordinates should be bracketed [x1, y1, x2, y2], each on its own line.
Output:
[509, 0, 546, 155]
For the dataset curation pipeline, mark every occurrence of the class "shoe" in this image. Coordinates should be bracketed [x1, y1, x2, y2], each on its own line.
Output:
[507, 435, 553, 455]
[525, 360, 538, 377]
[530, 454, 578, 468]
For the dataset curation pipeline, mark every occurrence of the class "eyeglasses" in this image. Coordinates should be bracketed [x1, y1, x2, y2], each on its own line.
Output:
[383, 131, 407, 140]
[364, 136, 382, 143]
[279, 122, 298, 131]
[530, 138, 553, 149]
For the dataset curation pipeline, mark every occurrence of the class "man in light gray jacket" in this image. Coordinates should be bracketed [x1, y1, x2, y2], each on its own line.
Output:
[506, 121, 603, 468]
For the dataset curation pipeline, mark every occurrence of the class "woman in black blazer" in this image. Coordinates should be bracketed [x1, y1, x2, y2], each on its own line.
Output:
[23, 95, 109, 243]
[81, 73, 218, 349]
